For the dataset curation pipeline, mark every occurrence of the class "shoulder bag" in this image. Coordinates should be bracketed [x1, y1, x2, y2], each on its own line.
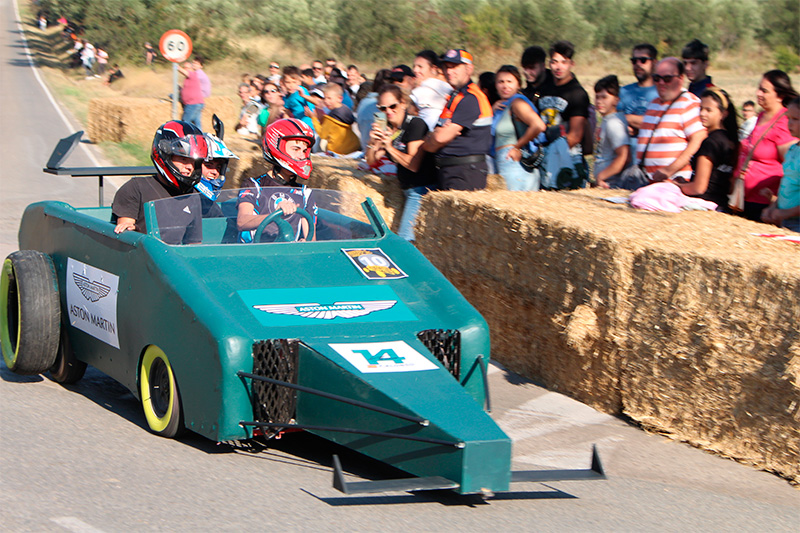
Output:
[608, 94, 682, 190]
[728, 110, 786, 212]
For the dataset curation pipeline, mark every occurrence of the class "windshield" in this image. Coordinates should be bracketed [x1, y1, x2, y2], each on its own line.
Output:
[144, 187, 381, 245]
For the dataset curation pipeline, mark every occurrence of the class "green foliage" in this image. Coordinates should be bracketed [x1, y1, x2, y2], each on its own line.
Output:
[757, 0, 800, 53]
[774, 46, 800, 73]
[462, 2, 515, 50]
[36, 0, 800, 65]
[506, 0, 595, 51]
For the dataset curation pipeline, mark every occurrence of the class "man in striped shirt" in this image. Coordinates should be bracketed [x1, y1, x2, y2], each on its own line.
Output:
[637, 57, 707, 182]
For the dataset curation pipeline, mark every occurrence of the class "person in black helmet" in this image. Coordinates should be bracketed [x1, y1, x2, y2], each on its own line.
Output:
[112, 120, 207, 243]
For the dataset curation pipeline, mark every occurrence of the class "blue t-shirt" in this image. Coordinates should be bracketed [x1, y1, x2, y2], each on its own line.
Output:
[618, 82, 658, 163]
[284, 86, 315, 131]
[778, 143, 800, 210]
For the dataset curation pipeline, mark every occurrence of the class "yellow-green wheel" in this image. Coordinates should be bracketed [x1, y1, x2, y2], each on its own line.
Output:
[139, 345, 184, 438]
[1, 251, 60, 374]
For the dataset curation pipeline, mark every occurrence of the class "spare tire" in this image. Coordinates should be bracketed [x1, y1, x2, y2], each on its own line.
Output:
[1, 250, 61, 374]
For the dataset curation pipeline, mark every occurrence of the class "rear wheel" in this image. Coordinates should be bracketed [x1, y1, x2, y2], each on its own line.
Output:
[1, 251, 60, 374]
[49, 326, 87, 384]
[139, 345, 184, 438]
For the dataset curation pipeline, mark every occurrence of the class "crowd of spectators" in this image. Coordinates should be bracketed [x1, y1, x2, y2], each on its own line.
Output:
[41, 7, 798, 240]
[230, 41, 798, 239]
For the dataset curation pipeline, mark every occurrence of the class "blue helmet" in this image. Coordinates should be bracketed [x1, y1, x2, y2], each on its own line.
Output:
[194, 133, 238, 200]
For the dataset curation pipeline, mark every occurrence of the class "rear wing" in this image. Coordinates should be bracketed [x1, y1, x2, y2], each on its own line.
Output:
[42, 131, 154, 207]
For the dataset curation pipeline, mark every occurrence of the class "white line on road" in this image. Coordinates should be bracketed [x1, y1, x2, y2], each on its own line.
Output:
[51, 517, 107, 533]
[11, 0, 101, 168]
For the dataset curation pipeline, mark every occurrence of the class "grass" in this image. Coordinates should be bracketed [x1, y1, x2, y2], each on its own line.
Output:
[17, 0, 796, 167]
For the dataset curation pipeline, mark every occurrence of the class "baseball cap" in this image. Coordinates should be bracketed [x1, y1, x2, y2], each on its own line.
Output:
[440, 49, 473, 65]
[390, 64, 415, 81]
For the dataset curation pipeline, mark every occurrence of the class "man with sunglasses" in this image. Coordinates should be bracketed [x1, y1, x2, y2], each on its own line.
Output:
[311, 60, 326, 84]
[636, 57, 706, 183]
[619, 44, 659, 163]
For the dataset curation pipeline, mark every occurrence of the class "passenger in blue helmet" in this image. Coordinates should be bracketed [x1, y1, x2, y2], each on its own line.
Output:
[195, 133, 238, 202]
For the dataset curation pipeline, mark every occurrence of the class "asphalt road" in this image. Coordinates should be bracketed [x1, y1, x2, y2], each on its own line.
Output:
[1, 0, 798, 530]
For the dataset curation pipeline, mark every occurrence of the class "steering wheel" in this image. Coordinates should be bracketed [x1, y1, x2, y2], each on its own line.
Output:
[253, 207, 314, 242]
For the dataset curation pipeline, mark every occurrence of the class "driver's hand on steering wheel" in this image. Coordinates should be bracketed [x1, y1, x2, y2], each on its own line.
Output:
[278, 200, 298, 216]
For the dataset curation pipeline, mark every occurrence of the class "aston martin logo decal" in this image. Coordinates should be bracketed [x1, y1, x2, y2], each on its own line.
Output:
[73, 273, 111, 302]
[254, 300, 397, 320]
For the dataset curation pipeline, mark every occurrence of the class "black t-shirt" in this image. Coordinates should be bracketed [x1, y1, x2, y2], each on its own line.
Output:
[537, 75, 590, 130]
[389, 114, 436, 189]
[521, 69, 554, 108]
[111, 176, 201, 244]
[690, 129, 735, 208]
[329, 105, 355, 125]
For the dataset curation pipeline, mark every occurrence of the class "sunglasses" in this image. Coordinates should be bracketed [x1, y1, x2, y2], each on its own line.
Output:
[630, 57, 652, 64]
[652, 74, 678, 83]
[377, 103, 400, 112]
[270, 65, 279, 69]
[312, 66, 323, 70]
[263, 88, 279, 94]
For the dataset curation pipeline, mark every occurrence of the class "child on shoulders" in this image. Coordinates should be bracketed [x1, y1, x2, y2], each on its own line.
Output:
[306, 83, 360, 155]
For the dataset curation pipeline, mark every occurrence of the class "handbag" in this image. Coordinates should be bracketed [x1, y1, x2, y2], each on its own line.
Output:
[511, 109, 542, 173]
[728, 110, 786, 212]
[608, 94, 682, 191]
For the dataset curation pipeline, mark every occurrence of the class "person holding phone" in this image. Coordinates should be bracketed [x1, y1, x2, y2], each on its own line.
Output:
[366, 85, 436, 242]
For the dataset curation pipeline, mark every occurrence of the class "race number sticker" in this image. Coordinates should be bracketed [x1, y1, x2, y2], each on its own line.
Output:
[66, 258, 120, 349]
[330, 341, 437, 373]
[342, 248, 407, 280]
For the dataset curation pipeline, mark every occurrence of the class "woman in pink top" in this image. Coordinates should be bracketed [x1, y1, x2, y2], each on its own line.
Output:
[737, 70, 798, 221]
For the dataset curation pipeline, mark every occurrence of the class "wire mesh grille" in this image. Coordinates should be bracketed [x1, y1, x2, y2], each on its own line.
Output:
[417, 329, 461, 379]
[252, 339, 299, 438]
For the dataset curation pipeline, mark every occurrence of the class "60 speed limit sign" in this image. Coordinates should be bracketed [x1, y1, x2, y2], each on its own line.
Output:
[159, 30, 193, 63]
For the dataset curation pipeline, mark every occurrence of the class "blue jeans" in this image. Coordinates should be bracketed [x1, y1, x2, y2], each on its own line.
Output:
[398, 186, 429, 241]
[496, 145, 539, 191]
[182, 104, 204, 131]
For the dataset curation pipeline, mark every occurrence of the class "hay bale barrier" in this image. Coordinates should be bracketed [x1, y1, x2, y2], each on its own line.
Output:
[89, 101, 799, 483]
[416, 189, 799, 484]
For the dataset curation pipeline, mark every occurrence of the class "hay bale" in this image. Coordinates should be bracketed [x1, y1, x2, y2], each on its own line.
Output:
[87, 96, 243, 145]
[416, 189, 800, 482]
[87, 97, 171, 143]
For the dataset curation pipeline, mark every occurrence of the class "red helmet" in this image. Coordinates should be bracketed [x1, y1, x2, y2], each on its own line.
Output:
[151, 120, 209, 193]
[261, 118, 314, 182]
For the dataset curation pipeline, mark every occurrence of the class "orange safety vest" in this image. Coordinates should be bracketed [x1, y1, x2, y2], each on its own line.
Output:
[440, 82, 493, 126]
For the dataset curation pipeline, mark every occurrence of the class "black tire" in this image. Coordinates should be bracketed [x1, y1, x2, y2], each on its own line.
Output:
[49, 325, 87, 384]
[139, 345, 184, 438]
[1, 251, 61, 374]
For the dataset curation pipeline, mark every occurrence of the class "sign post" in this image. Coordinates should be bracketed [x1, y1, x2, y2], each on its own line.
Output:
[159, 30, 193, 120]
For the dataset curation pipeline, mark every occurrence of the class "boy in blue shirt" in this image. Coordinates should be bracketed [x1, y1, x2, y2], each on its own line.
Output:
[281, 66, 316, 132]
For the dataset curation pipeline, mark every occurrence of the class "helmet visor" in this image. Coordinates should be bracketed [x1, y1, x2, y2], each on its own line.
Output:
[158, 135, 209, 160]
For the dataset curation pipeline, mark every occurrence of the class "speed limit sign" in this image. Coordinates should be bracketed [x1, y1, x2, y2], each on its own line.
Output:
[159, 29, 193, 63]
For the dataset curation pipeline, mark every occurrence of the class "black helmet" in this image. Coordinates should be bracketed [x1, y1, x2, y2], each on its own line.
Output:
[151, 120, 208, 193]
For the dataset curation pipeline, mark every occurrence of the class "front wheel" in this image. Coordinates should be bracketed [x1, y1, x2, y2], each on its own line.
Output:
[1, 250, 60, 374]
[139, 345, 184, 438]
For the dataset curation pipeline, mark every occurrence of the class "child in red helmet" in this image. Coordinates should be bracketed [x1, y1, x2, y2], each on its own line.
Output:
[236, 118, 318, 242]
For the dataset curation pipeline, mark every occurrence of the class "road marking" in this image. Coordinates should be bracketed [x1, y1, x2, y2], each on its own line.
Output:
[11, 0, 101, 168]
[51, 517, 107, 533]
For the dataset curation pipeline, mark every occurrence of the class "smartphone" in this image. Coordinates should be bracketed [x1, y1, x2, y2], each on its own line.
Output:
[373, 111, 387, 133]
